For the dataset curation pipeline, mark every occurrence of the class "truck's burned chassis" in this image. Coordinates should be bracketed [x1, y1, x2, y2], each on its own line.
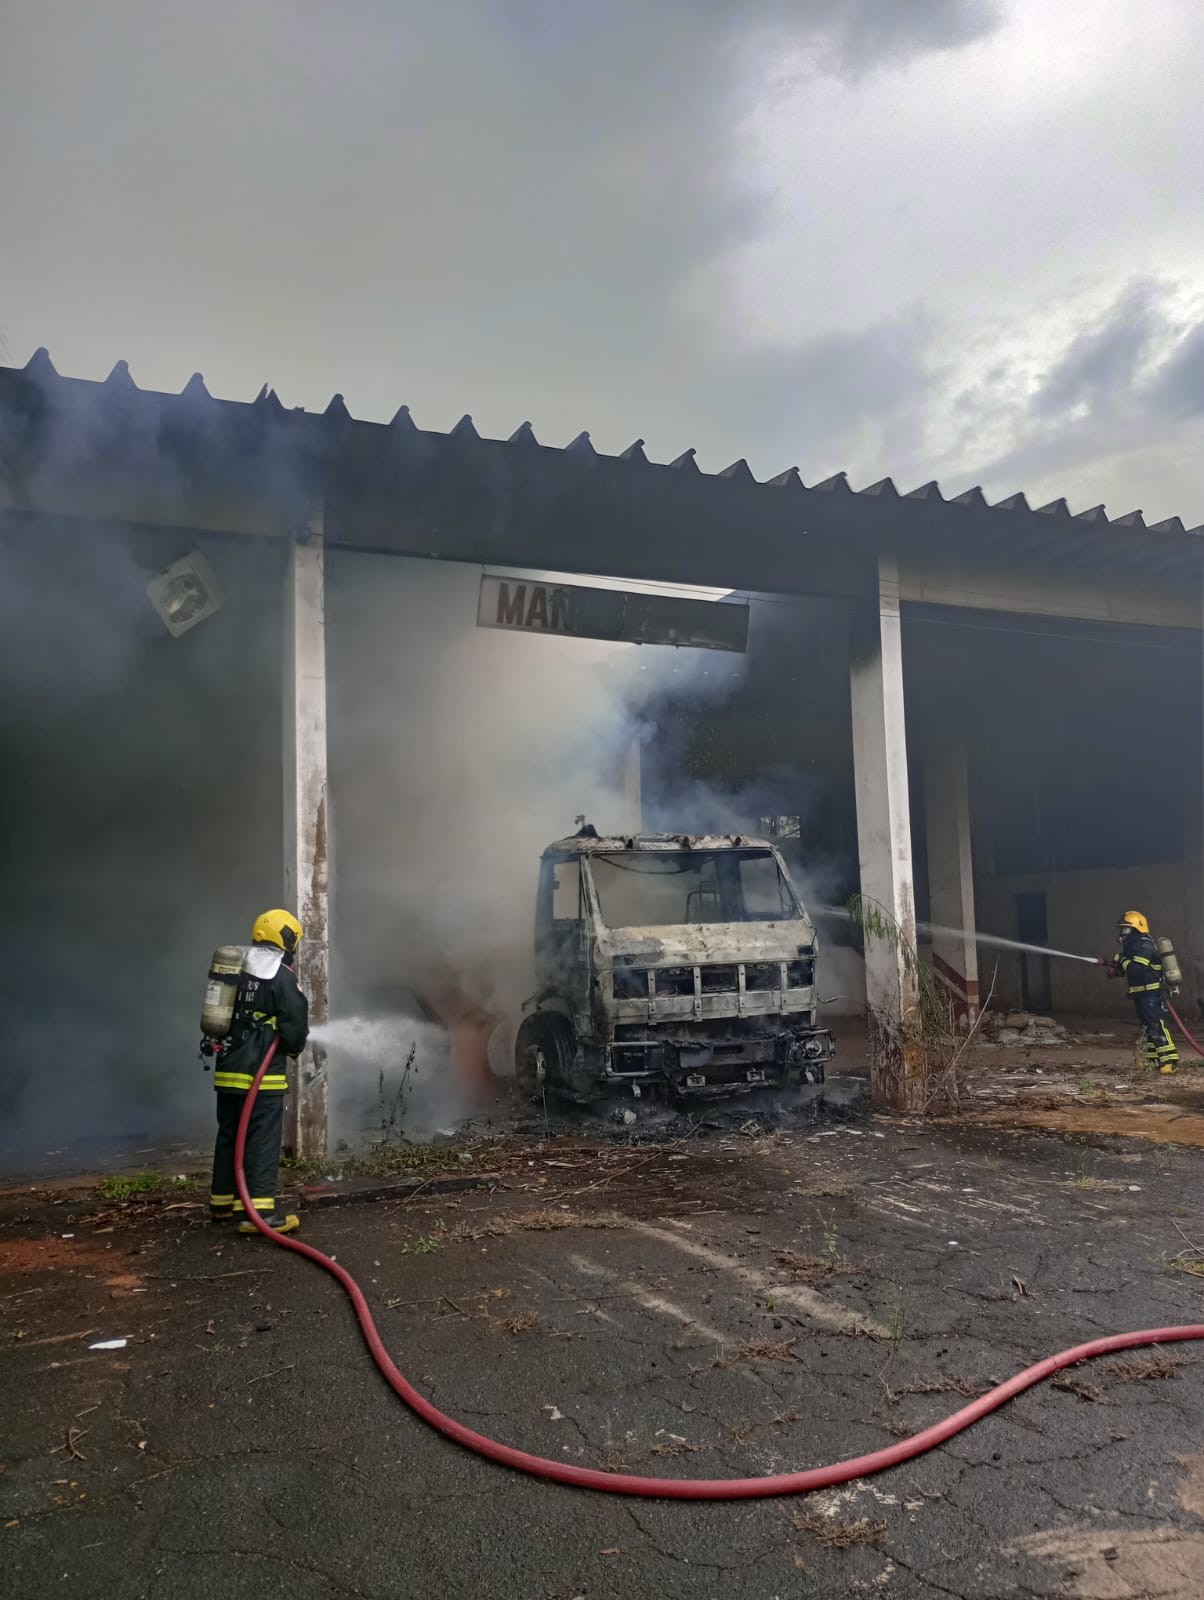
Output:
[516, 829, 834, 1103]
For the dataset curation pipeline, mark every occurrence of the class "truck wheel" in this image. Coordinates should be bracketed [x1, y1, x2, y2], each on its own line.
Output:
[514, 1013, 575, 1102]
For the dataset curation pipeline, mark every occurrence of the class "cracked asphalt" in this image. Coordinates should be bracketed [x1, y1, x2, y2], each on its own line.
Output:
[5, 1106, 1204, 1598]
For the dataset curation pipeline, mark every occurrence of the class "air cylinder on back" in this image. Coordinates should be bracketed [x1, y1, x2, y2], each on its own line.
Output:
[1156, 937, 1183, 987]
[201, 945, 245, 1041]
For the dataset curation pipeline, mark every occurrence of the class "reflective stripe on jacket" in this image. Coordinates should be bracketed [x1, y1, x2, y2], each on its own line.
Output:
[1118, 929, 1164, 996]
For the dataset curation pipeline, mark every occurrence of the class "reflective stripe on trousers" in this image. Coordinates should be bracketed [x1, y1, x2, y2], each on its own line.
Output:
[214, 1071, 289, 1091]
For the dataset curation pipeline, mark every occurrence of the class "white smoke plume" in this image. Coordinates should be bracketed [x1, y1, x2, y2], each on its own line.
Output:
[323, 554, 734, 1138]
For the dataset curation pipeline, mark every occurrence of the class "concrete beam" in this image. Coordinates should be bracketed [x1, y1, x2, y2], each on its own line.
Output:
[899, 556, 1200, 632]
[924, 738, 980, 1022]
[849, 559, 925, 1109]
[283, 503, 330, 1159]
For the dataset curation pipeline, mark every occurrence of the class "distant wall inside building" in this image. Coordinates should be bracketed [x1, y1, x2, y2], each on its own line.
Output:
[975, 865, 1189, 1015]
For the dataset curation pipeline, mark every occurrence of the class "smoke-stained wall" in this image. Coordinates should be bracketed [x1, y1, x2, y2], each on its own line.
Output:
[0, 519, 284, 1158]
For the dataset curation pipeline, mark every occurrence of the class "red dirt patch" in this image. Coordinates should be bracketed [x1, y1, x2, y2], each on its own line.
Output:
[972, 1103, 1204, 1148]
[0, 1236, 110, 1276]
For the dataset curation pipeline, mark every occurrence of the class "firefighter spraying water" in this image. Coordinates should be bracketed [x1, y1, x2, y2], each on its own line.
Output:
[1101, 910, 1181, 1073]
[821, 902, 1197, 1063]
[199, 909, 310, 1233]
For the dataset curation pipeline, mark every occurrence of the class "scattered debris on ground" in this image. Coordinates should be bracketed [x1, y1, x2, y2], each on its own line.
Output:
[980, 1010, 1073, 1048]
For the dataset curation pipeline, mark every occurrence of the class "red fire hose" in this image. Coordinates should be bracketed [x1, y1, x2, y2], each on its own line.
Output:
[1168, 997, 1204, 1059]
[236, 1040, 1204, 1500]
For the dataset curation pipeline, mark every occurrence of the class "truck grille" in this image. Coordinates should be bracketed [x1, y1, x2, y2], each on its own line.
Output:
[745, 962, 779, 992]
[612, 961, 814, 999]
[612, 967, 651, 999]
[700, 965, 738, 994]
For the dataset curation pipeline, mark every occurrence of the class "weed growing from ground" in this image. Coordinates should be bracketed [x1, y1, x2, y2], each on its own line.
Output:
[97, 1171, 164, 1200]
[885, 1282, 908, 1353]
[820, 1213, 840, 1271]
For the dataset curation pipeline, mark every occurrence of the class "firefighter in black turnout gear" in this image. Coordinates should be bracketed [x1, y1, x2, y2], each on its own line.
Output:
[1106, 910, 1178, 1074]
[208, 910, 309, 1232]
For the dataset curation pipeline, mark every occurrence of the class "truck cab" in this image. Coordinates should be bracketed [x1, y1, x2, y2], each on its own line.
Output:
[515, 827, 834, 1102]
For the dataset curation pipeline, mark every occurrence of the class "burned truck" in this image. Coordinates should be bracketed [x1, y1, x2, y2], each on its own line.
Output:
[514, 827, 834, 1102]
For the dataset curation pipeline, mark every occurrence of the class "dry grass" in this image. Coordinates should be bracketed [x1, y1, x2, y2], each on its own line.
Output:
[713, 1338, 799, 1369]
[1052, 1353, 1195, 1402]
[491, 1312, 541, 1336]
[1101, 1354, 1195, 1382]
[791, 1508, 885, 1549]
[649, 1408, 800, 1459]
[1052, 1373, 1108, 1403]
[1168, 1254, 1204, 1279]
[774, 1247, 863, 1282]
[880, 1417, 914, 1439]
[888, 1376, 985, 1401]
[451, 1208, 630, 1241]
[650, 1435, 712, 1457]
[791, 1177, 857, 1200]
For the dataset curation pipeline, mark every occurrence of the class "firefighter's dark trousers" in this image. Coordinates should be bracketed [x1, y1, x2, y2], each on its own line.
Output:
[209, 1090, 286, 1219]
[1133, 990, 1178, 1069]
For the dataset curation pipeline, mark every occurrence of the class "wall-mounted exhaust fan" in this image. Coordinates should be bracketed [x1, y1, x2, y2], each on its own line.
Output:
[146, 551, 224, 637]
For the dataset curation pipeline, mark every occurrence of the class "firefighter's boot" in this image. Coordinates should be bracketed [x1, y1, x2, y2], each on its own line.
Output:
[239, 1212, 300, 1235]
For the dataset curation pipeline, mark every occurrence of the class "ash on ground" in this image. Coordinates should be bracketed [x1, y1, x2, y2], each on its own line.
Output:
[436, 1074, 869, 1146]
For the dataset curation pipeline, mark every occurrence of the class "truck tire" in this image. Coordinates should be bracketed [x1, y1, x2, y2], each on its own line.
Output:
[514, 1012, 576, 1102]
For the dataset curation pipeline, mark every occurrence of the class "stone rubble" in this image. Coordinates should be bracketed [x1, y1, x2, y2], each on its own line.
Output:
[980, 1010, 1071, 1047]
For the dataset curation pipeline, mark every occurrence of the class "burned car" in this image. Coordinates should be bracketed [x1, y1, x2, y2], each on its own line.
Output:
[514, 826, 834, 1102]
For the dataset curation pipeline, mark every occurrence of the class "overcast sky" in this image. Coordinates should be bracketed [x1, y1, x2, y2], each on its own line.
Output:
[4, 0, 1204, 522]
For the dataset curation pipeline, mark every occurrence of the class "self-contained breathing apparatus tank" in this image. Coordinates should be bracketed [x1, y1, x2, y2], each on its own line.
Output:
[201, 946, 246, 1042]
[1157, 936, 1183, 988]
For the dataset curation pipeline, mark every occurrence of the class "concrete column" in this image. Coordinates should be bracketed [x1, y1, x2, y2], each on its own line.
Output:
[849, 559, 924, 1109]
[624, 733, 642, 834]
[282, 503, 330, 1159]
[925, 739, 980, 1023]
[1184, 718, 1204, 1015]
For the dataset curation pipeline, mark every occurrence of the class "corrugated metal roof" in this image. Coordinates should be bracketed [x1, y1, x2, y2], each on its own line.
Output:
[0, 350, 1200, 613]
[2, 346, 1198, 535]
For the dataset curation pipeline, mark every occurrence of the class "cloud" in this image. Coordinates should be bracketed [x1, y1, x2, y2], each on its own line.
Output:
[698, 307, 940, 477]
[1031, 279, 1166, 421]
[1148, 319, 1204, 422]
[800, 0, 1005, 75]
[946, 277, 1204, 517]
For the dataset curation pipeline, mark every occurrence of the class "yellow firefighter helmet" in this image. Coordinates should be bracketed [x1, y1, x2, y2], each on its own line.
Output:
[250, 908, 304, 953]
[1118, 910, 1150, 936]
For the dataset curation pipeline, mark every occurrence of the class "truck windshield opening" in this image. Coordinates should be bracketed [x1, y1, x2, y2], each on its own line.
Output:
[588, 850, 799, 928]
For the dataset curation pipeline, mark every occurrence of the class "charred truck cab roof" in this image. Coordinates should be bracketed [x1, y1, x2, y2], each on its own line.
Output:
[515, 829, 834, 1103]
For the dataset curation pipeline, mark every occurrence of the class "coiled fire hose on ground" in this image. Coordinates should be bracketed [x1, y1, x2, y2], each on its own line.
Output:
[235, 1038, 1204, 1501]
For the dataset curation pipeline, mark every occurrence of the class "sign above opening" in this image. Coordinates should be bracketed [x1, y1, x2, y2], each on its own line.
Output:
[478, 575, 748, 653]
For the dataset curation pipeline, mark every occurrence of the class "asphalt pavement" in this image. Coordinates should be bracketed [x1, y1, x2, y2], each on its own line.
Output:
[4, 1108, 1204, 1598]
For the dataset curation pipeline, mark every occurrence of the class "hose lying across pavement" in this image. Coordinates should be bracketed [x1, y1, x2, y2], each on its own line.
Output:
[236, 1039, 1204, 1501]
